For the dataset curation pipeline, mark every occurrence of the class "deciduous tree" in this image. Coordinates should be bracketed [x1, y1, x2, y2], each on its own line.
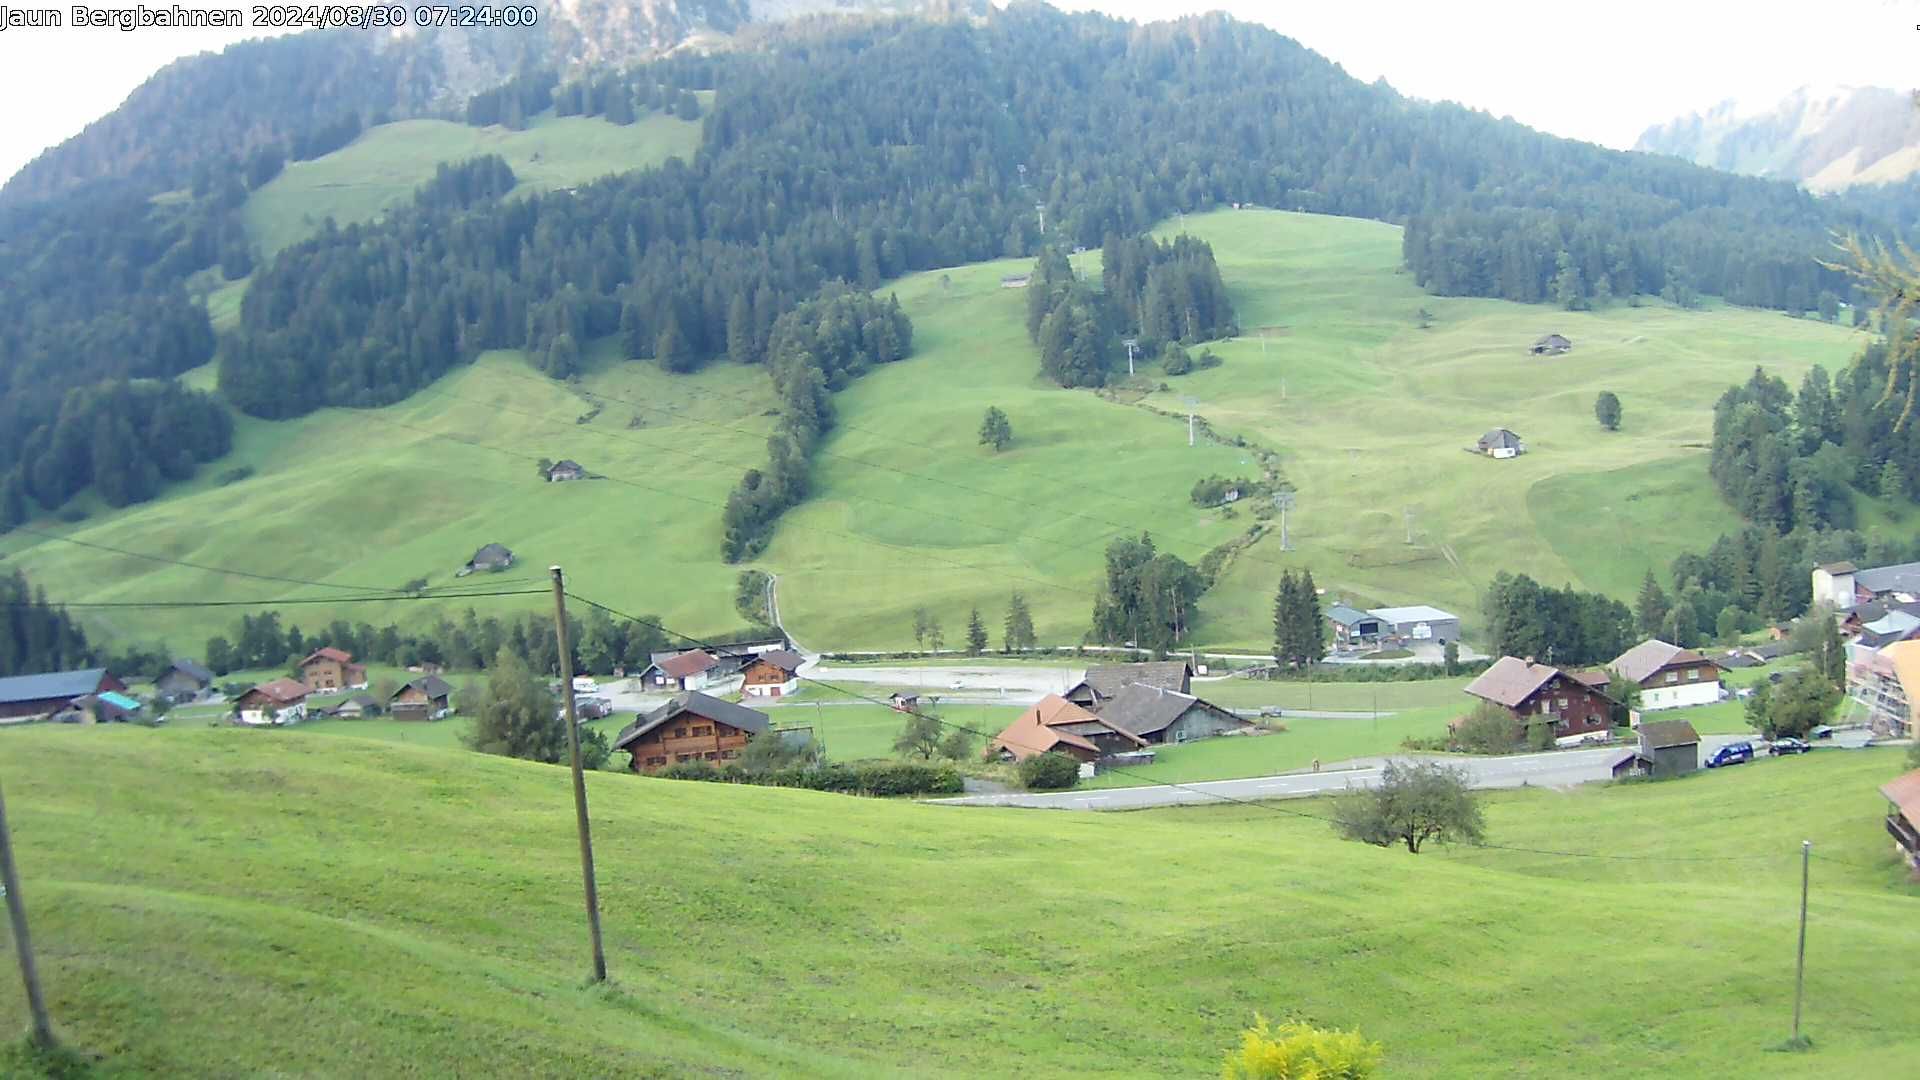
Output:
[1332, 760, 1485, 853]
[1594, 390, 1621, 431]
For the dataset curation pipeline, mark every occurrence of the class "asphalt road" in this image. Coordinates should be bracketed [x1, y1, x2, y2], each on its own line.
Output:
[929, 733, 1864, 810]
[812, 663, 1084, 698]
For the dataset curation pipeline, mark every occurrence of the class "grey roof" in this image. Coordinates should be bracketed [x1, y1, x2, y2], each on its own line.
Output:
[1818, 561, 1857, 574]
[1326, 603, 1373, 627]
[1638, 720, 1700, 750]
[1857, 561, 1920, 596]
[1865, 611, 1920, 637]
[614, 691, 770, 749]
[0, 668, 111, 706]
[393, 674, 454, 701]
[1478, 428, 1523, 449]
[162, 658, 214, 684]
[748, 649, 804, 674]
[1717, 651, 1764, 669]
[1369, 605, 1458, 625]
[1094, 683, 1244, 738]
[1073, 661, 1191, 700]
[467, 543, 513, 565]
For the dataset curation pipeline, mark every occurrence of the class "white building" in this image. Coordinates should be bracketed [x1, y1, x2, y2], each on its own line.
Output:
[1609, 640, 1722, 712]
[1368, 605, 1461, 645]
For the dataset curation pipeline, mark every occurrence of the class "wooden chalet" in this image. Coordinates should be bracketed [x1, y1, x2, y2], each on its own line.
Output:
[741, 649, 804, 699]
[1091, 683, 1254, 745]
[614, 692, 769, 772]
[153, 658, 214, 703]
[1462, 656, 1614, 740]
[390, 674, 454, 720]
[987, 694, 1147, 763]
[1882, 768, 1920, 872]
[1529, 333, 1571, 355]
[299, 647, 367, 693]
[1608, 639, 1723, 711]
[235, 678, 309, 726]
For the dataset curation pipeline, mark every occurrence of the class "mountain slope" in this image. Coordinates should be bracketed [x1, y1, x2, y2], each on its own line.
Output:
[1635, 85, 1920, 191]
[2, 728, 1915, 1075]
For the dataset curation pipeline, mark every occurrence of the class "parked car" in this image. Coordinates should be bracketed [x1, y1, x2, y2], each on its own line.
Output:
[1705, 742, 1754, 768]
[1769, 737, 1811, 756]
[1809, 725, 1835, 740]
[575, 697, 612, 720]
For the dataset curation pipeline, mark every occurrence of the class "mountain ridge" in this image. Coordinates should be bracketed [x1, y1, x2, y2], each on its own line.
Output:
[1634, 84, 1920, 191]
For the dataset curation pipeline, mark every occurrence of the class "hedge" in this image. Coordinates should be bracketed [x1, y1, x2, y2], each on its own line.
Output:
[655, 759, 963, 797]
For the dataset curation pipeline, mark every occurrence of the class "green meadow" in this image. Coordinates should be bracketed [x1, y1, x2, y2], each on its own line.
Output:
[242, 112, 702, 257]
[0, 729, 1913, 1076]
[2, 210, 1885, 655]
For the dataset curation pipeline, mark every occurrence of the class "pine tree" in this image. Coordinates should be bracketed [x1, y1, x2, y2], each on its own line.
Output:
[727, 293, 756, 364]
[1273, 571, 1297, 667]
[1297, 569, 1326, 665]
[1634, 571, 1669, 638]
[966, 607, 988, 655]
[1003, 592, 1035, 653]
[1818, 613, 1847, 689]
[1880, 459, 1907, 500]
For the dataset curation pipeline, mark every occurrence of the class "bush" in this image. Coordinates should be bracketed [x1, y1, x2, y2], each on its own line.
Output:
[215, 465, 255, 486]
[579, 726, 611, 770]
[1223, 1016, 1383, 1079]
[1448, 701, 1522, 754]
[1195, 348, 1223, 369]
[1017, 751, 1080, 790]
[654, 759, 962, 796]
[1162, 344, 1194, 375]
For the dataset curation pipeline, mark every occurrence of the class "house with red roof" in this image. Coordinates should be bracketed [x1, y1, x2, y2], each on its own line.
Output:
[235, 678, 310, 726]
[639, 650, 722, 693]
[987, 694, 1149, 763]
[299, 647, 367, 693]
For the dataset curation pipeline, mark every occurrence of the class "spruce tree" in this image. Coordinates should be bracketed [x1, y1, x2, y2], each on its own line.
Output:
[1634, 571, 1668, 638]
[1273, 571, 1298, 668]
[966, 607, 988, 655]
[1003, 592, 1035, 653]
[1297, 569, 1326, 665]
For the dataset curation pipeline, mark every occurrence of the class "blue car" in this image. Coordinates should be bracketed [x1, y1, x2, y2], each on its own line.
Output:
[1705, 742, 1754, 768]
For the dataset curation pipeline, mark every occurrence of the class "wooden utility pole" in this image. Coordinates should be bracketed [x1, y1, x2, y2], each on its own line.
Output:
[1792, 839, 1811, 1043]
[0, 779, 56, 1049]
[549, 568, 607, 983]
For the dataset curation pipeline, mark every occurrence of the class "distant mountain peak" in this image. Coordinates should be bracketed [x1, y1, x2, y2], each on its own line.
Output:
[1635, 84, 1920, 191]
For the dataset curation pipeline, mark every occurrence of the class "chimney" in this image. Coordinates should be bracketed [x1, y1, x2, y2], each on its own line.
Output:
[1522, 655, 1536, 666]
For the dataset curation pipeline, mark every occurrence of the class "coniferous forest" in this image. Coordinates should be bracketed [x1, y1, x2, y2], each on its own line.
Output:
[2, 5, 1917, 523]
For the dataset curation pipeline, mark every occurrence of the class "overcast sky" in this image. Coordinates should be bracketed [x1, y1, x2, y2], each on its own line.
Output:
[2, 0, 1918, 186]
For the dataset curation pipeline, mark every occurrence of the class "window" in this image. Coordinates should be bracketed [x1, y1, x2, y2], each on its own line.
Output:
[673, 727, 687, 739]
[675, 753, 692, 762]
[719, 750, 737, 760]
[645, 756, 667, 767]
[692, 725, 712, 737]
[1687, 669, 1699, 681]
[704, 752, 718, 761]
[1664, 672, 1678, 684]
[1557, 697, 1567, 709]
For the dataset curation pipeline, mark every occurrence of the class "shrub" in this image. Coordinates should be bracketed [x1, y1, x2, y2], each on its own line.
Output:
[215, 465, 255, 486]
[579, 727, 611, 770]
[1223, 1016, 1383, 1079]
[658, 760, 722, 782]
[1017, 751, 1080, 790]
[1163, 344, 1194, 375]
[1449, 701, 1521, 754]
[1195, 348, 1223, 369]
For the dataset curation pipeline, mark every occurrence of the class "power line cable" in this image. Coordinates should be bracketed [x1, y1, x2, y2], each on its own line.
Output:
[8, 526, 406, 595]
[0, 588, 549, 611]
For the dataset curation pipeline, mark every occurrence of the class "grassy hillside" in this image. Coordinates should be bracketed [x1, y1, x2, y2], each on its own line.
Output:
[4, 210, 1887, 654]
[0, 345, 773, 650]
[243, 112, 703, 257]
[0, 730, 1913, 1076]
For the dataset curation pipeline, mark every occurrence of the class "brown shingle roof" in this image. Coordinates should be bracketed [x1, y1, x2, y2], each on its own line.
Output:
[1463, 656, 1561, 708]
[1609, 639, 1716, 686]
[1637, 720, 1700, 750]
[989, 695, 1110, 760]
[249, 678, 309, 704]
[1880, 768, 1920, 828]
[301, 647, 353, 666]
[657, 651, 717, 679]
